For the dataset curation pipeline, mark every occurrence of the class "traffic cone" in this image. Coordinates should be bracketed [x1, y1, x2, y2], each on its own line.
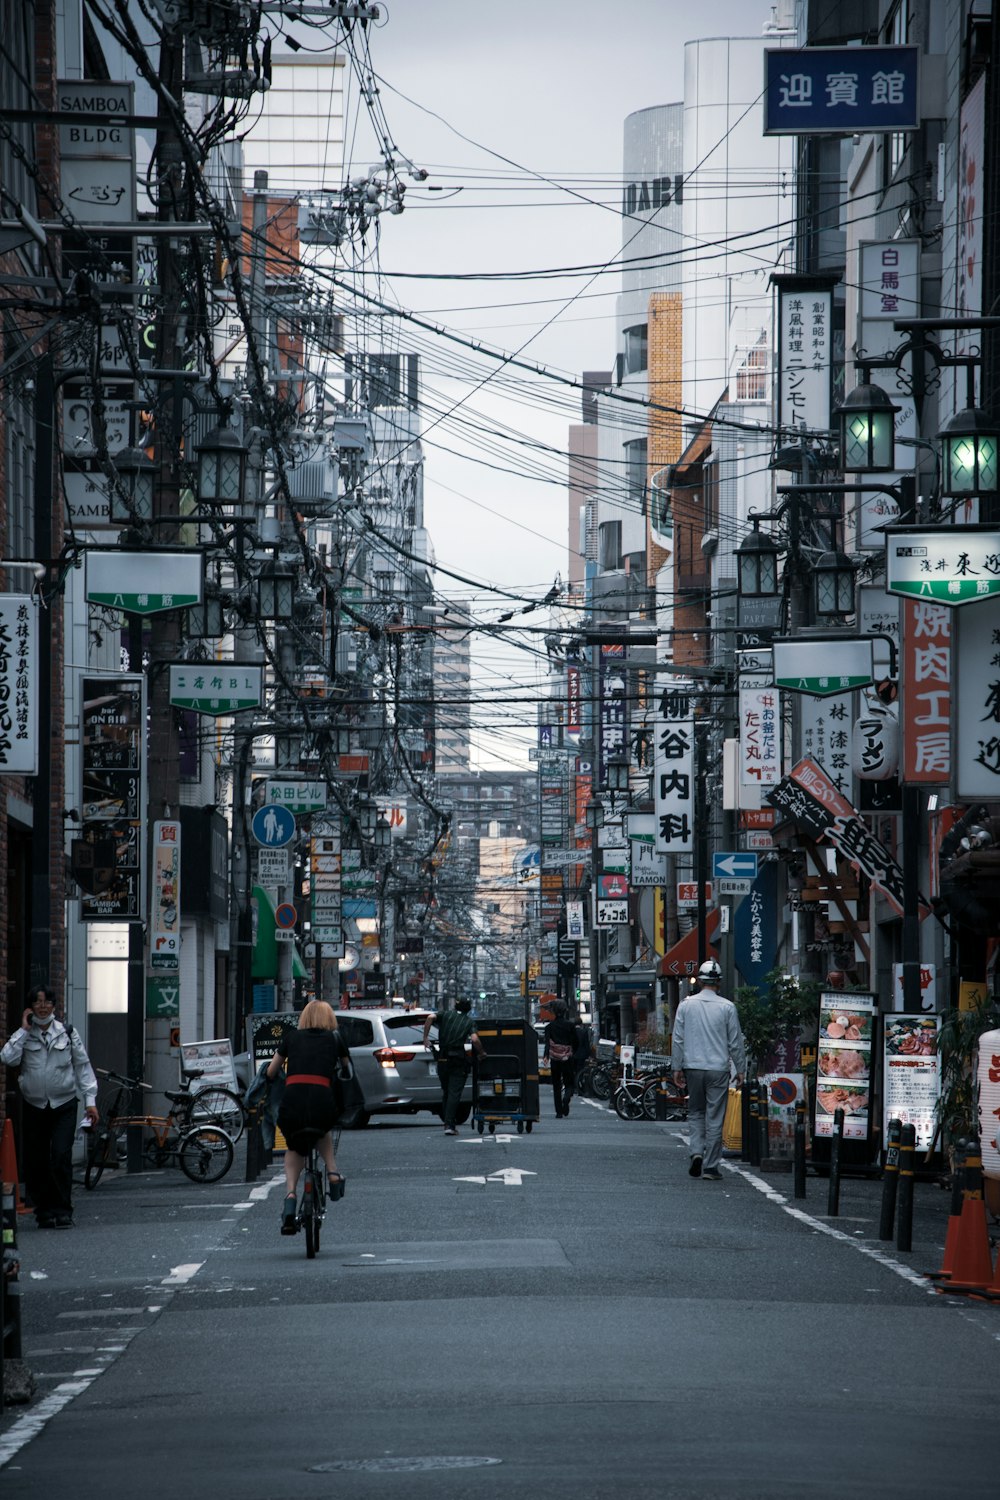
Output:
[926, 1141, 966, 1281]
[0, 1116, 25, 1215]
[934, 1141, 995, 1294]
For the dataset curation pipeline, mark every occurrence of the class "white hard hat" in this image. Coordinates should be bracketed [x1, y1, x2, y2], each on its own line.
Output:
[698, 959, 722, 983]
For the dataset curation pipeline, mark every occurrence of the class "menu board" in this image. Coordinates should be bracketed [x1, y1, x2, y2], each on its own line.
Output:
[883, 1015, 941, 1151]
[815, 994, 875, 1142]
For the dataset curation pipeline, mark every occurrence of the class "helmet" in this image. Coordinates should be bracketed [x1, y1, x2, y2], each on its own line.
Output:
[697, 959, 723, 983]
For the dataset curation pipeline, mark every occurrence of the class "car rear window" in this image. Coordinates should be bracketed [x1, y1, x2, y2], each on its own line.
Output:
[382, 1017, 430, 1047]
[337, 1016, 374, 1047]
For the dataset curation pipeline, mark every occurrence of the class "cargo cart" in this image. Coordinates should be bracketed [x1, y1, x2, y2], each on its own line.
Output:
[471, 1018, 540, 1135]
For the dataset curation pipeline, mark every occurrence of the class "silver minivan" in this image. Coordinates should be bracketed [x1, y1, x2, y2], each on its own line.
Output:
[334, 1008, 473, 1127]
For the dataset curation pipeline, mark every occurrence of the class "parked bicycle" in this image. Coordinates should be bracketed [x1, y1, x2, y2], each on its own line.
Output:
[576, 1059, 616, 1100]
[84, 1069, 234, 1187]
[613, 1071, 687, 1122]
[178, 1069, 246, 1143]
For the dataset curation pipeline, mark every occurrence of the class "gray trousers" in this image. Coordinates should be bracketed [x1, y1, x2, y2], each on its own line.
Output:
[685, 1068, 730, 1171]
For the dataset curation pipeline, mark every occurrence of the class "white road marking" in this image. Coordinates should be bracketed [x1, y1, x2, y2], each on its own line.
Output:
[0, 1382, 93, 1466]
[452, 1168, 536, 1187]
[453, 1175, 487, 1185]
[160, 1262, 204, 1286]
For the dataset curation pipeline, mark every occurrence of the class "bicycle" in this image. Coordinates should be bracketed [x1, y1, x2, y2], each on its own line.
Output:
[84, 1069, 234, 1188]
[287, 1127, 345, 1259]
[613, 1071, 687, 1122]
[577, 1059, 616, 1100]
[176, 1069, 246, 1143]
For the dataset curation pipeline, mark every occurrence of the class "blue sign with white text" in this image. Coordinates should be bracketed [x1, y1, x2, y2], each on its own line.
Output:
[734, 861, 779, 992]
[764, 47, 919, 135]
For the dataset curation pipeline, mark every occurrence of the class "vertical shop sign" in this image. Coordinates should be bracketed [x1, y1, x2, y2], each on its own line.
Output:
[777, 281, 832, 433]
[598, 644, 627, 788]
[739, 686, 781, 786]
[954, 600, 1000, 798]
[883, 1016, 941, 1151]
[654, 685, 694, 854]
[566, 665, 582, 737]
[902, 600, 951, 782]
[0, 595, 38, 775]
[150, 820, 180, 970]
[79, 674, 145, 920]
[799, 692, 853, 799]
[815, 994, 876, 1142]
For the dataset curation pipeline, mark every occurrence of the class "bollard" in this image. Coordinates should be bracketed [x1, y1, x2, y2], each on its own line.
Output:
[878, 1118, 902, 1241]
[748, 1082, 761, 1167]
[655, 1076, 668, 1122]
[793, 1098, 807, 1199]
[827, 1107, 844, 1217]
[758, 1081, 771, 1162]
[740, 1081, 752, 1162]
[896, 1122, 916, 1253]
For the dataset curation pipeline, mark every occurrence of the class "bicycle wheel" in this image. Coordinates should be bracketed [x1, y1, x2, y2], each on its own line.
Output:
[84, 1125, 123, 1189]
[302, 1172, 322, 1259]
[613, 1083, 645, 1122]
[591, 1065, 614, 1101]
[178, 1126, 234, 1184]
[575, 1064, 594, 1098]
[188, 1087, 245, 1143]
[642, 1075, 684, 1121]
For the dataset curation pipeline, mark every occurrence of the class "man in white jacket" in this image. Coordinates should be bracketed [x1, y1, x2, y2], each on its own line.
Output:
[1, 987, 99, 1228]
[672, 960, 746, 1181]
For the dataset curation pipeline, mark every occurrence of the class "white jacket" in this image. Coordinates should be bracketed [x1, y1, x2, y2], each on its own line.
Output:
[1, 1018, 98, 1110]
[672, 991, 746, 1075]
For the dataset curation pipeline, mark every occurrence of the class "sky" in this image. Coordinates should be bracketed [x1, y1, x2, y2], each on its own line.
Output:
[298, 0, 783, 769]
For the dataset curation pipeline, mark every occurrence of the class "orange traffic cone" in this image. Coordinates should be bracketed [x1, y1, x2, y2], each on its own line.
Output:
[0, 1116, 25, 1215]
[926, 1142, 967, 1282]
[935, 1142, 995, 1294]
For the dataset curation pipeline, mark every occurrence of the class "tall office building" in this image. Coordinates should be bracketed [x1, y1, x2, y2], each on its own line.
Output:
[433, 628, 472, 775]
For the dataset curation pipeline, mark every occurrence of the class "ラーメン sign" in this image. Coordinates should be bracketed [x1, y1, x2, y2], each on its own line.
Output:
[885, 526, 1000, 606]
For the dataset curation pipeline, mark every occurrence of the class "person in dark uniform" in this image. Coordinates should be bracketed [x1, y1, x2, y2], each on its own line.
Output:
[422, 998, 486, 1135]
[543, 1000, 580, 1118]
[266, 1000, 351, 1233]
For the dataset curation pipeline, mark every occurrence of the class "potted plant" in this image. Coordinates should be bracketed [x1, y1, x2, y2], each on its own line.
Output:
[936, 994, 1000, 1155]
[735, 968, 819, 1077]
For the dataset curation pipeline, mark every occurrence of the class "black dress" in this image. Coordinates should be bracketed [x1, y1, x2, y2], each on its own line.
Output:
[276, 1028, 349, 1153]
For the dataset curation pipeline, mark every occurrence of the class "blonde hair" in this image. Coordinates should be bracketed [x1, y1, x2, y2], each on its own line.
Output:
[297, 1000, 338, 1031]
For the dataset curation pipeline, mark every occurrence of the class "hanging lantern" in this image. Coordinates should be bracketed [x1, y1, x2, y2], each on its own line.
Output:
[939, 406, 1000, 498]
[837, 382, 899, 473]
[851, 710, 899, 781]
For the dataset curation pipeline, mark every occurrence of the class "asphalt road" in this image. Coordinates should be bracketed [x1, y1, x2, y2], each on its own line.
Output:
[1, 1098, 997, 1500]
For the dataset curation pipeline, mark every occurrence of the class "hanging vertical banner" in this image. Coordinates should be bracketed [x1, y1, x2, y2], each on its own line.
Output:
[566, 899, 585, 940]
[597, 644, 627, 789]
[902, 599, 952, 783]
[566, 665, 582, 738]
[799, 692, 853, 800]
[739, 686, 781, 786]
[776, 277, 833, 435]
[79, 674, 145, 921]
[150, 819, 181, 970]
[0, 595, 38, 775]
[954, 599, 1000, 798]
[654, 684, 694, 854]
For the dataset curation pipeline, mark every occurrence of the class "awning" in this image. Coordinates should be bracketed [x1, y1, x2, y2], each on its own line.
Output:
[658, 911, 721, 978]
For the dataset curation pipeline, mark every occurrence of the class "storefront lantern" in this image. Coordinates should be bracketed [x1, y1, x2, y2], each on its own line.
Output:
[851, 709, 899, 781]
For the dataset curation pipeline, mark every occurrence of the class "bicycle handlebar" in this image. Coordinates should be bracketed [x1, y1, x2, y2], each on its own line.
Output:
[96, 1067, 152, 1091]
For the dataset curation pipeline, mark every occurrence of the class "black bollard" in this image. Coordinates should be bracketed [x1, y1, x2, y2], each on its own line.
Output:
[655, 1076, 668, 1122]
[757, 1081, 771, 1162]
[878, 1118, 902, 1241]
[793, 1098, 807, 1199]
[748, 1082, 761, 1167]
[827, 1107, 844, 1217]
[896, 1123, 916, 1253]
[741, 1081, 752, 1162]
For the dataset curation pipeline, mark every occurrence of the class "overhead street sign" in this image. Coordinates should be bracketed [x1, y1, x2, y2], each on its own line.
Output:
[712, 852, 759, 881]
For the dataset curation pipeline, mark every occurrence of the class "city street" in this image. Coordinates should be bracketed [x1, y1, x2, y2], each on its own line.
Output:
[1, 1102, 996, 1500]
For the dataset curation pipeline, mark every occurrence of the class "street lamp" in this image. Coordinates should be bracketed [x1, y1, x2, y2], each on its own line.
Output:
[187, 586, 226, 639]
[606, 751, 630, 803]
[110, 444, 156, 524]
[256, 557, 296, 621]
[196, 418, 248, 506]
[584, 798, 605, 831]
[812, 546, 856, 619]
[374, 813, 392, 852]
[736, 519, 782, 598]
[837, 381, 899, 473]
[938, 405, 1000, 499]
[275, 725, 303, 769]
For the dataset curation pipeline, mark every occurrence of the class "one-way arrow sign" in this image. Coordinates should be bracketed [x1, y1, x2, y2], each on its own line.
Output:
[712, 851, 759, 881]
[452, 1168, 537, 1186]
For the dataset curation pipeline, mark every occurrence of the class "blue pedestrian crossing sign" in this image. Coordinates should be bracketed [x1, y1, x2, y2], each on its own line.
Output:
[251, 803, 296, 848]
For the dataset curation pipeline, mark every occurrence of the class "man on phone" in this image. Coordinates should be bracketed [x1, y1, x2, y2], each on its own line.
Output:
[1, 987, 99, 1228]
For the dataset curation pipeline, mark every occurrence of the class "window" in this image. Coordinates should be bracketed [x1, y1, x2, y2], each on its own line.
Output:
[336, 1016, 374, 1047]
[598, 520, 623, 570]
[883, 1, 914, 184]
[624, 438, 648, 512]
[623, 325, 648, 375]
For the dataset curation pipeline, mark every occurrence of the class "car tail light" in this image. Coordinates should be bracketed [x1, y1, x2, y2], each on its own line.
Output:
[374, 1048, 416, 1068]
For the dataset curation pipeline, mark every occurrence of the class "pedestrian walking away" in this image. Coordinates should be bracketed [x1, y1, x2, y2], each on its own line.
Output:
[266, 1000, 352, 1234]
[423, 999, 486, 1133]
[543, 1000, 580, 1117]
[672, 960, 745, 1180]
[0, 986, 99, 1228]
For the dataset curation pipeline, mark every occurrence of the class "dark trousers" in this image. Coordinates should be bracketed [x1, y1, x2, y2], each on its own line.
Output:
[22, 1099, 77, 1221]
[436, 1058, 469, 1127]
[550, 1058, 577, 1116]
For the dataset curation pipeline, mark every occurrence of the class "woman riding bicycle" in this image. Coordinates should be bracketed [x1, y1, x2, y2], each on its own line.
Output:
[266, 1000, 351, 1235]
